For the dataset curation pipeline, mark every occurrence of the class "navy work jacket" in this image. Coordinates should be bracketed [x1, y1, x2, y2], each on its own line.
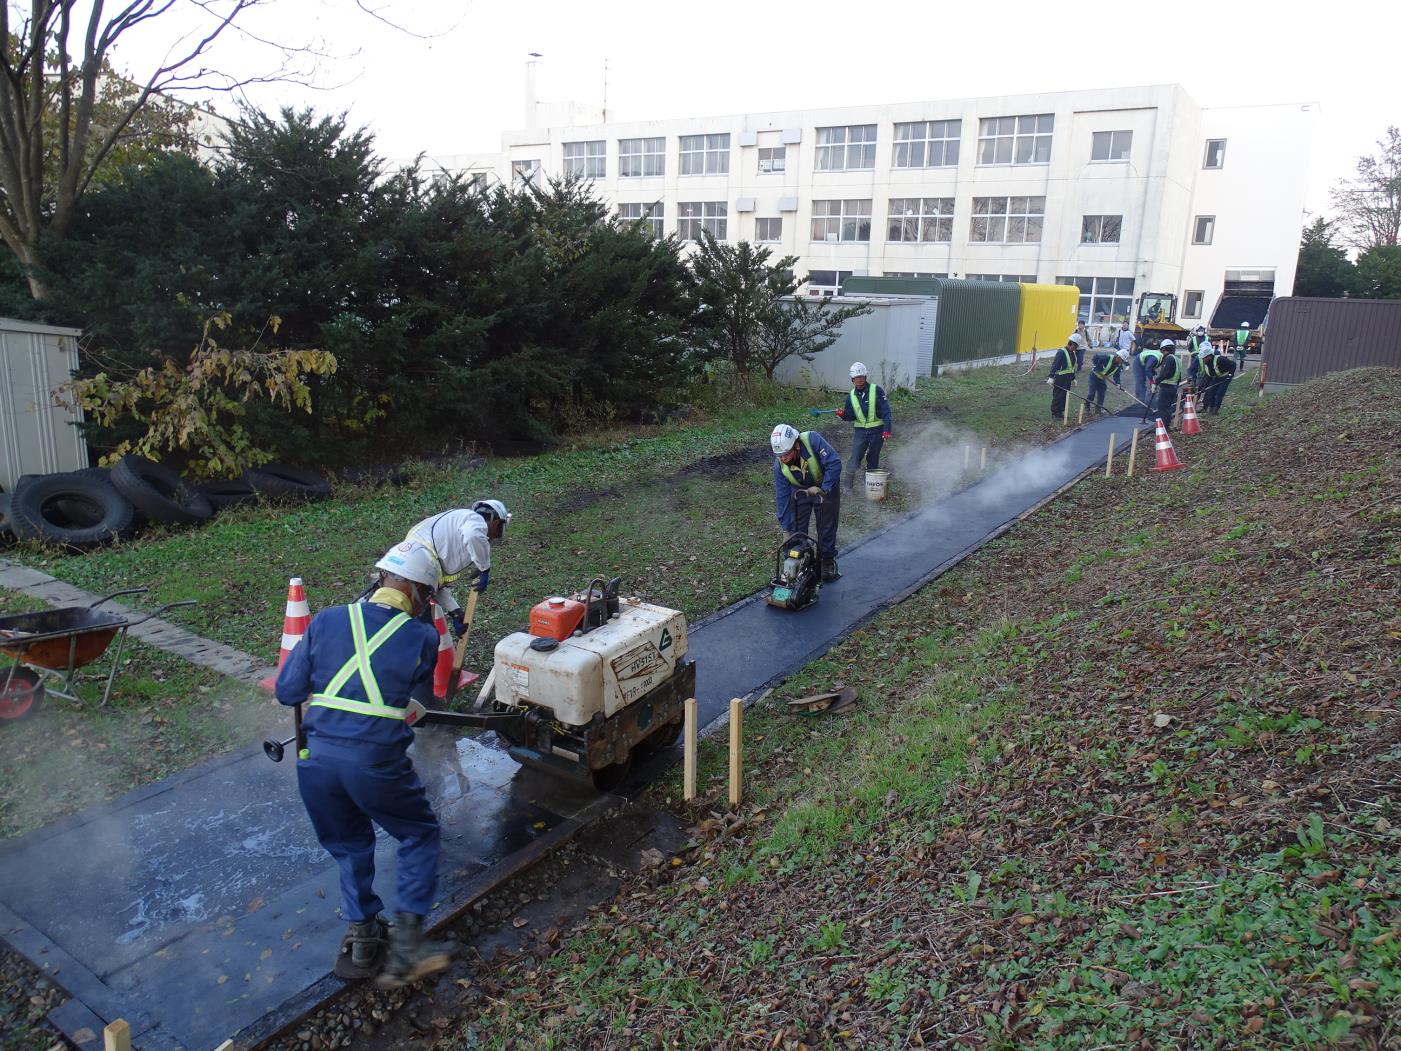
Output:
[275, 601, 439, 761]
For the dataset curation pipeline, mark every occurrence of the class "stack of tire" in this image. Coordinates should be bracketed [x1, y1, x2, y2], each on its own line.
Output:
[0, 458, 331, 551]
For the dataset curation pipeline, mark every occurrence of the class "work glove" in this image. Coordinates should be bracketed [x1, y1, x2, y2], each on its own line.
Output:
[834, 409, 846, 419]
[448, 608, 466, 635]
[881, 431, 892, 440]
[1045, 377, 1053, 385]
[804, 486, 822, 497]
[474, 569, 490, 593]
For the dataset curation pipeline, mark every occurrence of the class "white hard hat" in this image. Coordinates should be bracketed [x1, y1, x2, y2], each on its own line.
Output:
[375, 540, 440, 590]
[1068, 333, 1083, 346]
[471, 499, 511, 531]
[1159, 338, 1176, 349]
[1239, 321, 1250, 327]
[1194, 325, 1206, 335]
[770, 424, 799, 456]
[849, 361, 868, 379]
[1116, 348, 1131, 362]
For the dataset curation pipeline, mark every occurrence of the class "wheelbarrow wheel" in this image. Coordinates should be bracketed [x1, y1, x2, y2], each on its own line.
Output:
[0, 667, 44, 722]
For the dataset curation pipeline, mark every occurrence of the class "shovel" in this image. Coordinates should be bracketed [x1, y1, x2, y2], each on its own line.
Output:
[445, 588, 480, 703]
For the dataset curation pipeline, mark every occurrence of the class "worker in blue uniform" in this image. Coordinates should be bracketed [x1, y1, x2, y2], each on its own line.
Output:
[1148, 339, 1183, 428]
[1046, 332, 1082, 419]
[1087, 347, 1129, 415]
[275, 539, 456, 988]
[833, 361, 892, 489]
[771, 424, 842, 582]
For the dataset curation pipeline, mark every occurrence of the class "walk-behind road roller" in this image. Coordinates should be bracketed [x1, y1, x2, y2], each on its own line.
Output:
[414, 578, 693, 789]
[265, 578, 695, 789]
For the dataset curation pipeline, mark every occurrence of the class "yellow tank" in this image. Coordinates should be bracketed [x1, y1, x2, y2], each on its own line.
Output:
[1016, 283, 1079, 354]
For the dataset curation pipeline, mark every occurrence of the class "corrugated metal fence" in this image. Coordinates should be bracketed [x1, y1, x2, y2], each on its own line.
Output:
[0, 317, 88, 490]
[1263, 298, 1401, 385]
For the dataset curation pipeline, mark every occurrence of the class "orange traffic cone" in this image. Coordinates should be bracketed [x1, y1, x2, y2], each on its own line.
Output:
[1150, 418, 1184, 472]
[431, 602, 453, 699]
[1180, 392, 1202, 436]
[259, 577, 312, 690]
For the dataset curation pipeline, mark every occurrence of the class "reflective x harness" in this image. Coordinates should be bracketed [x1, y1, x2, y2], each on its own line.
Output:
[309, 604, 413, 720]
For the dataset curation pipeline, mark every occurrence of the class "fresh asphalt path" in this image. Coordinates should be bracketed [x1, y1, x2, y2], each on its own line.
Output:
[0, 414, 1146, 1051]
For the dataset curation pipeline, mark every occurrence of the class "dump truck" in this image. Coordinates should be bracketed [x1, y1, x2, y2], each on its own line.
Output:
[1207, 280, 1273, 354]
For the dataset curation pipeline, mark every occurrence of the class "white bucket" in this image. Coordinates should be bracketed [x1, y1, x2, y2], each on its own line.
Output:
[864, 469, 890, 501]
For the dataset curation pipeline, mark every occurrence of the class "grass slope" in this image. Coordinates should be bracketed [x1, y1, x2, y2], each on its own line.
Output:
[415, 368, 1400, 1050]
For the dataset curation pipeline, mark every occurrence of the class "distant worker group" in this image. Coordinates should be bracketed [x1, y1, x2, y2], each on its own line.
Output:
[1050, 317, 1245, 426]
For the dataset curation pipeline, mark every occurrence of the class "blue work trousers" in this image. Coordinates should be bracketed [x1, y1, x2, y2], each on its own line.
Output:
[297, 750, 440, 920]
[847, 428, 885, 482]
[1133, 360, 1149, 406]
[789, 490, 840, 560]
[1203, 376, 1233, 414]
[1149, 383, 1178, 428]
[1087, 374, 1108, 414]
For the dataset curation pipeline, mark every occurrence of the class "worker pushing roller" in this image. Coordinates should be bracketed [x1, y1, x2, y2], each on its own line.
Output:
[831, 361, 892, 489]
[275, 539, 457, 988]
[771, 424, 842, 583]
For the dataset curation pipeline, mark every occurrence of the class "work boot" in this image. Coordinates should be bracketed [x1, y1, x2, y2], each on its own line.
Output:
[333, 914, 388, 980]
[375, 912, 456, 989]
[821, 558, 840, 582]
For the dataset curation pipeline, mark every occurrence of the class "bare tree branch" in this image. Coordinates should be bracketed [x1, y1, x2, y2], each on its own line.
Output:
[1330, 126, 1401, 252]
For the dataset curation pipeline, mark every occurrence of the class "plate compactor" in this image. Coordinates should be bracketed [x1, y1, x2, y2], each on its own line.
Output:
[767, 532, 822, 610]
[413, 578, 693, 790]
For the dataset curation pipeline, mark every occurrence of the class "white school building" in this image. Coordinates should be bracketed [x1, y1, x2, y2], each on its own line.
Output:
[418, 80, 1316, 328]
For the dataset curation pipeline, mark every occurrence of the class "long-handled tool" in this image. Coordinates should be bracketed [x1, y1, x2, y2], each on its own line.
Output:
[807, 408, 837, 416]
[262, 703, 306, 763]
[444, 588, 480, 703]
[1062, 382, 1152, 419]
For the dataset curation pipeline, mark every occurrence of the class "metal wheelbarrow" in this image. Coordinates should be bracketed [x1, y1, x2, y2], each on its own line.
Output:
[0, 587, 197, 717]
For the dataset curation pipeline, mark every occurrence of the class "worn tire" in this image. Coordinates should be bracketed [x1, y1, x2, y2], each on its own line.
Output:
[109, 455, 213, 527]
[199, 476, 260, 511]
[8, 474, 135, 549]
[0, 494, 14, 544]
[244, 463, 332, 503]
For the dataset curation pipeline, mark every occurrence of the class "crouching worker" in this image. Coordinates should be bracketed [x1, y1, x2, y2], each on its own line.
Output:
[275, 539, 456, 987]
[771, 424, 842, 582]
[403, 500, 511, 633]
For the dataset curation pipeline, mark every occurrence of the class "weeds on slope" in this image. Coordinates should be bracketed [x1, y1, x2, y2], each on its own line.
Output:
[427, 368, 1398, 1050]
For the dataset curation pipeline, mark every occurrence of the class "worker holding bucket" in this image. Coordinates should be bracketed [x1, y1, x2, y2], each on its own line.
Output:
[832, 362, 893, 499]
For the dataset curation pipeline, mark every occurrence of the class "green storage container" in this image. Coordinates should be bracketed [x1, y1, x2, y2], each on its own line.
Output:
[841, 277, 1021, 370]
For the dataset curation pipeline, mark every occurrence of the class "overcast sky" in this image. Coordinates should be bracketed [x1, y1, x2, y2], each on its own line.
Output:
[110, 0, 1397, 216]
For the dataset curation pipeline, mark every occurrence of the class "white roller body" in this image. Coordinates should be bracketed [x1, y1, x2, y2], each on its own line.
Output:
[492, 600, 689, 727]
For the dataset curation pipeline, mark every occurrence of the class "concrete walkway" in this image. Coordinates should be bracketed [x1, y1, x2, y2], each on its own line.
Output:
[0, 561, 272, 684]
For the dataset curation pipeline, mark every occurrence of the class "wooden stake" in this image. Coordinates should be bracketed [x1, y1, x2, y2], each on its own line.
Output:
[980, 447, 987, 471]
[104, 1020, 132, 1051]
[1063, 397, 1071, 426]
[1077, 401, 1086, 424]
[728, 698, 743, 807]
[963, 444, 970, 469]
[1105, 432, 1117, 477]
[683, 697, 698, 801]
[1127, 429, 1140, 477]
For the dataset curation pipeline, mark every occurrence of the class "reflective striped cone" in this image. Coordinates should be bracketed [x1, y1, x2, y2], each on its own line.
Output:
[1150, 418, 1184, 472]
[259, 577, 312, 690]
[1180, 392, 1202, 436]
[432, 602, 453, 699]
